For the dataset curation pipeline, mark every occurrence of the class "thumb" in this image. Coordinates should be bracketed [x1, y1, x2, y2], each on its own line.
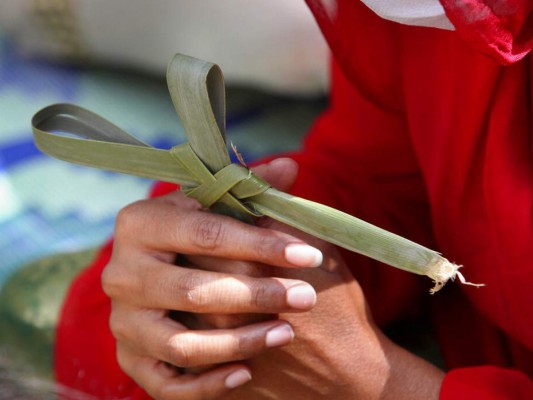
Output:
[252, 158, 299, 192]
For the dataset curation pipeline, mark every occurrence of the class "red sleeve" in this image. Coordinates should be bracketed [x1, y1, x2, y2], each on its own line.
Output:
[441, 366, 533, 399]
[54, 182, 178, 399]
[55, 240, 150, 399]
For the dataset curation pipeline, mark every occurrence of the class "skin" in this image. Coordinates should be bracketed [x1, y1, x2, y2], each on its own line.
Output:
[102, 158, 444, 400]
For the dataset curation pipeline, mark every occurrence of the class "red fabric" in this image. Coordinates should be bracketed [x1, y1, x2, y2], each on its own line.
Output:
[441, 367, 533, 399]
[441, 0, 533, 64]
[56, 1, 533, 398]
[54, 241, 149, 399]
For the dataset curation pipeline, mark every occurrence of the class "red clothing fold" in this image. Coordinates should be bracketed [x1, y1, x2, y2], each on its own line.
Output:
[441, 0, 533, 64]
[56, 1, 532, 398]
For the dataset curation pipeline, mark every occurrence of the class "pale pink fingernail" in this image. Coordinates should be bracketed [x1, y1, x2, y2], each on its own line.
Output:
[225, 369, 252, 389]
[286, 284, 317, 310]
[265, 324, 294, 347]
[284, 243, 323, 267]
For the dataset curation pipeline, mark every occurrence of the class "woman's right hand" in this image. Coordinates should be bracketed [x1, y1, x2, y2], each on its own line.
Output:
[101, 158, 323, 400]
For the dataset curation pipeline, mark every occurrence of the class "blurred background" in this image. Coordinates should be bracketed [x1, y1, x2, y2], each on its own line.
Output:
[0, 0, 328, 398]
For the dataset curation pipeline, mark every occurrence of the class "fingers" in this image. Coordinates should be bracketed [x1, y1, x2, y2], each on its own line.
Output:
[104, 157, 317, 399]
[251, 157, 299, 192]
[117, 350, 252, 400]
[182, 256, 276, 328]
[113, 309, 294, 368]
[115, 194, 322, 269]
[103, 258, 316, 312]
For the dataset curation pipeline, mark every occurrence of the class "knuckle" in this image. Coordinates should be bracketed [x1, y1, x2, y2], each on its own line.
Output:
[114, 200, 153, 239]
[237, 333, 260, 359]
[185, 286, 206, 309]
[102, 251, 145, 302]
[166, 335, 192, 367]
[249, 280, 272, 310]
[115, 202, 140, 234]
[108, 309, 127, 342]
[254, 233, 281, 261]
[115, 347, 130, 374]
[101, 262, 121, 299]
[190, 215, 224, 251]
[101, 268, 113, 297]
[101, 257, 138, 301]
[174, 271, 209, 311]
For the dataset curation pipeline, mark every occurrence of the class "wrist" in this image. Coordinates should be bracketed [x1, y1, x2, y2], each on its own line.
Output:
[378, 332, 444, 400]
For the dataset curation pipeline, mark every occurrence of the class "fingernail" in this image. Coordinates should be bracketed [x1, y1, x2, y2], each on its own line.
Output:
[285, 244, 323, 267]
[225, 369, 252, 389]
[265, 324, 294, 347]
[286, 284, 317, 310]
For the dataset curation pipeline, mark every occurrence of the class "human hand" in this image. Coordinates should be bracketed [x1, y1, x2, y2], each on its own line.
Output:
[163, 160, 444, 400]
[102, 158, 324, 399]
[213, 223, 445, 400]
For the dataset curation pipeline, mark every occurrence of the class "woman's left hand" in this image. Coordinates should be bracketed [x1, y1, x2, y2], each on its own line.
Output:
[191, 219, 445, 400]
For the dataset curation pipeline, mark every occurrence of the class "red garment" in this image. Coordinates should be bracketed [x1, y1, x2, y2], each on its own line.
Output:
[55, 0, 533, 398]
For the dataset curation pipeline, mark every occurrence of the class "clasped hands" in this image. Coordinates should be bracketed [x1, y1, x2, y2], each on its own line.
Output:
[102, 158, 444, 400]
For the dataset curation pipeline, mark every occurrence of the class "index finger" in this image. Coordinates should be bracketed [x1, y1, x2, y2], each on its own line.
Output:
[115, 194, 323, 269]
